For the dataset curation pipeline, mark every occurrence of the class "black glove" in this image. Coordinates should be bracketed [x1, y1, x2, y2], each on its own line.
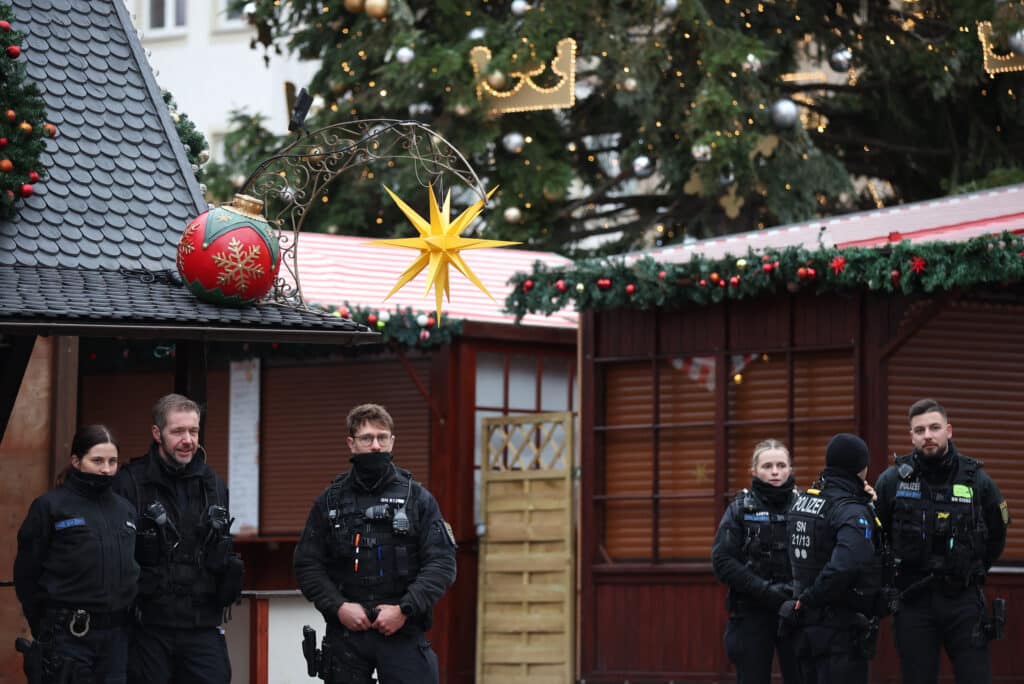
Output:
[777, 599, 802, 637]
[765, 582, 794, 607]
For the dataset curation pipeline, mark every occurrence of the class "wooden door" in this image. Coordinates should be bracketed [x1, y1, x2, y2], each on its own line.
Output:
[475, 412, 575, 684]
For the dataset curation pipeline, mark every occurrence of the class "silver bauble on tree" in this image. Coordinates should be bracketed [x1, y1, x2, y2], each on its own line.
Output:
[1009, 29, 1024, 57]
[503, 206, 523, 224]
[770, 98, 800, 128]
[691, 143, 712, 162]
[510, 0, 530, 16]
[743, 53, 762, 73]
[632, 155, 655, 178]
[502, 131, 526, 154]
[395, 46, 415, 64]
[829, 46, 853, 72]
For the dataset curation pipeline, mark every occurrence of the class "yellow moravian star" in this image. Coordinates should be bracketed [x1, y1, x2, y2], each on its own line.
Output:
[369, 184, 520, 325]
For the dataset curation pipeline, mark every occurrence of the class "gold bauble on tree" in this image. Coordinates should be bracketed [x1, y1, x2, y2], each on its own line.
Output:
[364, 0, 389, 19]
[344, 0, 365, 12]
[486, 70, 507, 90]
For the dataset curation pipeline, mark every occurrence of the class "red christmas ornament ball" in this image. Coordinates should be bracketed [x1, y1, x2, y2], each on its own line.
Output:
[709, 271, 720, 283]
[762, 263, 773, 274]
[797, 267, 808, 279]
[596, 277, 612, 290]
[522, 279, 534, 293]
[729, 275, 741, 287]
[43, 123, 58, 137]
[19, 183, 33, 197]
[4, 110, 15, 122]
[699, 278, 708, 287]
[891, 269, 901, 285]
[0, 137, 6, 148]
[176, 194, 281, 306]
[0, 20, 10, 32]
[806, 267, 816, 279]
[554, 279, 567, 293]
[5, 45, 20, 59]
[426, 316, 436, 327]
[367, 313, 378, 326]
[658, 270, 667, 280]
[419, 329, 430, 342]
[625, 283, 636, 295]
[0, 159, 12, 173]
[28, 170, 38, 182]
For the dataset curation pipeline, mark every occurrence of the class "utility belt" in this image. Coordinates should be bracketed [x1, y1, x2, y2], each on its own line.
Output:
[898, 571, 981, 598]
[45, 607, 130, 635]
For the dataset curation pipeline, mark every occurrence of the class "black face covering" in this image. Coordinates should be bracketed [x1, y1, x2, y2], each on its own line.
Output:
[351, 451, 394, 487]
[70, 468, 114, 495]
[751, 474, 796, 507]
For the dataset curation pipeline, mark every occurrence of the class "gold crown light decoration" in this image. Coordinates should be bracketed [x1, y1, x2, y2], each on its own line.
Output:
[469, 37, 577, 114]
[978, 21, 1024, 76]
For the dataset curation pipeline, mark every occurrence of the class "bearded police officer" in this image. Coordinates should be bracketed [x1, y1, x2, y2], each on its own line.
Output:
[712, 439, 801, 684]
[113, 394, 242, 684]
[782, 433, 881, 684]
[874, 399, 1010, 684]
[294, 403, 457, 684]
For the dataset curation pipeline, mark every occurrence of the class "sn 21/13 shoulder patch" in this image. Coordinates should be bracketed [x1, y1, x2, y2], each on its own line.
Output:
[999, 500, 1011, 526]
[442, 521, 457, 548]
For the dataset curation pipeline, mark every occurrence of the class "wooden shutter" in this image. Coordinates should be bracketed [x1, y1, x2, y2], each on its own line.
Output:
[261, 358, 432, 535]
[886, 302, 1024, 560]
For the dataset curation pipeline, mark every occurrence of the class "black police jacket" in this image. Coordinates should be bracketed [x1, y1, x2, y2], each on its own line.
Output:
[712, 478, 797, 612]
[14, 469, 140, 635]
[112, 443, 231, 628]
[294, 463, 457, 632]
[874, 441, 1009, 587]
[787, 468, 881, 615]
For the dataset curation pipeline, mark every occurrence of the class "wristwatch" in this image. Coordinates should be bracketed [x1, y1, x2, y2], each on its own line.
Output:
[400, 602, 414, 617]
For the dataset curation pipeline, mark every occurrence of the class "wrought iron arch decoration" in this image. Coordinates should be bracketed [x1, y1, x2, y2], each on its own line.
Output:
[240, 119, 490, 308]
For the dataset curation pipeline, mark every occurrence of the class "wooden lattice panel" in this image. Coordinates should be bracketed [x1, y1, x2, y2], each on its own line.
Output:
[476, 412, 575, 684]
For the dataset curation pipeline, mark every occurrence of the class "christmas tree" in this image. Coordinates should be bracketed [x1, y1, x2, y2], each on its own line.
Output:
[226, 0, 1024, 254]
[0, 0, 50, 220]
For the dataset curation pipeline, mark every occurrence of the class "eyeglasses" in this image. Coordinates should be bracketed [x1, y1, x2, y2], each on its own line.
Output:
[353, 433, 393, 447]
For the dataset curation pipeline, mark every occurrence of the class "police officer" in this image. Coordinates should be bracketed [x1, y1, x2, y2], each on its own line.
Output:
[112, 393, 241, 684]
[783, 433, 881, 684]
[14, 424, 139, 683]
[294, 403, 457, 684]
[712, 439, 801, 684]
[874, 399, 1009, 684]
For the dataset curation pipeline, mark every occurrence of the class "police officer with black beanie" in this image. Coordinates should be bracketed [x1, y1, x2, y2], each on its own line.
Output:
[782, 433, 882, 684]
[874, 399, 1009, 684]
[712, 439, 801, 684]
[294, 403, 457, 683]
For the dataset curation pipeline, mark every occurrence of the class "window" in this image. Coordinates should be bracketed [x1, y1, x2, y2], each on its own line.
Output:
[148, 0, 187, 32]
[216, 0, 248, 30]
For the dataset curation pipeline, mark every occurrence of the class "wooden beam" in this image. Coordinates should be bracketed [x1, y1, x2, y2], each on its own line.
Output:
[174, 340, 208, 441]
[0, 334, 36, 442]
[249, 598, 269, 684]
[51, 336, 79, 482]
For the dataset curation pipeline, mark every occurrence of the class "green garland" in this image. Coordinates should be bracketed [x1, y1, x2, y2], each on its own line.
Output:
[0, 2, 49, 220]
[505, 231, 1024, 320]
[319, 303, 463, 349]
[163, 91, 209, 178]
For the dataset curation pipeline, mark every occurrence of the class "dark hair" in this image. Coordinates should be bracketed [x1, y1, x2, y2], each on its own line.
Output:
[347, 403, 394, 436]
[908, 398, 947, 423]
[56, 424, 119, 486]
[152, 393, 201, 430]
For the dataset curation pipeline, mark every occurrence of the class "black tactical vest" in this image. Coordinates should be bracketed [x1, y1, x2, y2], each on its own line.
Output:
[889, 455, 987, 583]
[324, 469, 422, 605]
[737, 488, 795, 582]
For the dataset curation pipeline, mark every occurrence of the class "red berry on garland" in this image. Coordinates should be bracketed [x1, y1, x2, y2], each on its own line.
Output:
[28, 170, 38, 182]
[339, 306, 350, 318]
[658, 270, 667, 280]
[5, 45, 20, 59]
[554, 279, 567, 292]
[709, 272, 720, 283]
[419, 329, 430, 342]
[806, 267, 816, 279]
[625, 283, 636, 295]
[718, 278, 727, 288]
[699, 278, 707, 287]
[0, 159, 12, 173]
[19, 184, 33, 197]
[522, 279, 534, 293]
[0, 21, 11, 31]
[367, 313, 378, 326]
[426, 316, 436, 327]
[829, 255, 846, 275]
[891, 269, 901, 286]
[910, 256, 927, 274]
[762, 263, 773, 273]
[0, 137, 6, 148]
[43, 123, 58, 137]
[729, 275, 740, 287]
[5, 110, 15, 122]
[797, 266, 808, 280]
[761, 254, 771, 263]
[596, 278, 612, 290]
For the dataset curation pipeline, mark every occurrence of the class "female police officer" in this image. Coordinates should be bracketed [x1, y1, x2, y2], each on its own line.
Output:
[712, 439, 801, 684]
[14, 425, 140, 683]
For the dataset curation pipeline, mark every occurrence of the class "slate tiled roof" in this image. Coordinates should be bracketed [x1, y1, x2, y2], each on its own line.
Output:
[0, 0, 371, 342]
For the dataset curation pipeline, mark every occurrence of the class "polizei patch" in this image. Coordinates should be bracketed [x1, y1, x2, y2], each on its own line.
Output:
[791, 494, 826, 516]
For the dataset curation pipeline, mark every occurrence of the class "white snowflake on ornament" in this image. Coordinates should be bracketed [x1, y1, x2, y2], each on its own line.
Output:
[212, 238, 266, 292]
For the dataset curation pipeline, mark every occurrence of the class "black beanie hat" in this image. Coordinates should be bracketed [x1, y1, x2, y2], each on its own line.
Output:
[825, 433, 869, 475]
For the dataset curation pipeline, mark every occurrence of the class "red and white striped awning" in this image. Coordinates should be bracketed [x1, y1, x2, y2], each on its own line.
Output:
[290, 232, 577, 328]
[635, 183, 1024, 264]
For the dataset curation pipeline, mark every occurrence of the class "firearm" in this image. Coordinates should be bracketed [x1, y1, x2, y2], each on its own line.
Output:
[870, 502, 900, 616]
[302, 625, 320, 678]
[15, 637, 41, 684]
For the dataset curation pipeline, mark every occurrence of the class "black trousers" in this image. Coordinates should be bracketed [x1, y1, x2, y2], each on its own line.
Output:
[126, 625, 230, 684]
[41, 618, 129, 684]
[322, 624, 438, 684]
[894, 586, 990, 684]
[724, 608, 801, 684]
[794, 622, 868, 684]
